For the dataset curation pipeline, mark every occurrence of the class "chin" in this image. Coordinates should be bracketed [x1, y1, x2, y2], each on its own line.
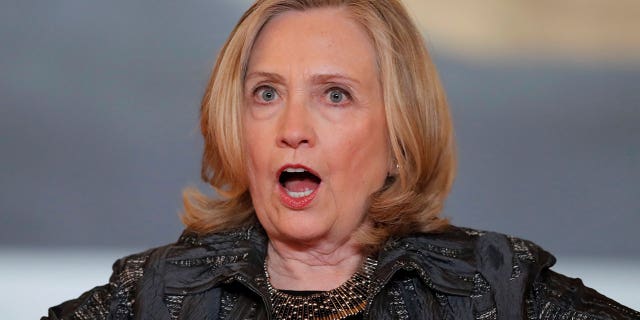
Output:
[279, 219, 330, 243]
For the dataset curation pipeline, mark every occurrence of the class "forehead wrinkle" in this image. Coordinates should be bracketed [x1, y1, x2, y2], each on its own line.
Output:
[246, 8, 378, 92]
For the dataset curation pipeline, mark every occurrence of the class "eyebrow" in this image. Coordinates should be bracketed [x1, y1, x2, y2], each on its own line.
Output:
[244, 71, 286, 84]
[244, 71, 361, 86]
[310, 73, 361, 86]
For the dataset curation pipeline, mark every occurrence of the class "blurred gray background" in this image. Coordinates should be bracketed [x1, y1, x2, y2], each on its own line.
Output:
[0, 1, 638, 317]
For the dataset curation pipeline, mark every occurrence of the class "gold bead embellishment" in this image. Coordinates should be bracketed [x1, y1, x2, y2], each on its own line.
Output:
[264, 257, 378, 320]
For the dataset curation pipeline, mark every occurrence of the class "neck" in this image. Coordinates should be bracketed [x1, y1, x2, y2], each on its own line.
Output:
[265, 237, 365, 291]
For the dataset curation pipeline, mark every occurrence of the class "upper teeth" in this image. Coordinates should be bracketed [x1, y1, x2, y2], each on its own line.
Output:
[284, 168, 306, 173]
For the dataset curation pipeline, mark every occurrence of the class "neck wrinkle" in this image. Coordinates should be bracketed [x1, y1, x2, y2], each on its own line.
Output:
[265, 239, 365, 291]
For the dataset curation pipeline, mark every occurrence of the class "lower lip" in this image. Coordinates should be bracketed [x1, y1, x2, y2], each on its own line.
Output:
[278, 184, 319, 210]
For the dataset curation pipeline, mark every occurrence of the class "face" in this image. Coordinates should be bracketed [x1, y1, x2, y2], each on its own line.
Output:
[243, 7, 391, 247]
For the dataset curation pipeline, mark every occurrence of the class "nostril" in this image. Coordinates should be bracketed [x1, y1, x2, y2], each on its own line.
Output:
[276, 107, 315, 148]
[278, 133, 312, 148]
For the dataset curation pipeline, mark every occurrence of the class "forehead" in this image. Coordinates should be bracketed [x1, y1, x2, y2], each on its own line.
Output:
[247, 7, 378, 78]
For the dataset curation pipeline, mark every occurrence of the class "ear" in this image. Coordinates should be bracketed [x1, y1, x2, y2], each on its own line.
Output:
[387, 158, 400, 177]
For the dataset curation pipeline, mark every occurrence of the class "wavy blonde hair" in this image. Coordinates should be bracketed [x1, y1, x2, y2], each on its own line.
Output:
[182, 0, 456, 252]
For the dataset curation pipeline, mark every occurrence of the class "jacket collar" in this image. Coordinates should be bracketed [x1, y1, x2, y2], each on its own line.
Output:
[162, 224, 269, 296]
[160, 224, 554, 298]
[374, 228, 481, 296]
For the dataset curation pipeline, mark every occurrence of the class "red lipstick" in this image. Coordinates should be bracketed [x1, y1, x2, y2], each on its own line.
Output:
[277, 164, 321, 210]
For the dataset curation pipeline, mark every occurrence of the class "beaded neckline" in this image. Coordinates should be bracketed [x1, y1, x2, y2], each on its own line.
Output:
[264, 257, 378, 320]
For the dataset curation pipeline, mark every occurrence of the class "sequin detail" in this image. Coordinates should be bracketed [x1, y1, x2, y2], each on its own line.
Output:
[508, 236, 536, 280]
[475, 307, 497, 320]
[387, 281, 411, 320]
[219, 290, 240, 319]
[539, 301, 597, 320]
[265, 257, 377, 320]
[168, 253, 247, 267]
[70, 289, 111, 320]
[67, 253, 149, 320]
[164, 295, 185, 320]
[471, 273, 492, 298]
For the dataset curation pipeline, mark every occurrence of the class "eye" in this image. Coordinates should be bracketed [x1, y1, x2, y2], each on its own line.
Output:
[326, 88, 350, 105]
[254, 86, 278, 103]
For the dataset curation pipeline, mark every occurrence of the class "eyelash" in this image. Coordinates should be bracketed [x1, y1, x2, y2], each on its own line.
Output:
[252, 85, 278, 104]
[325, 87, 352, 106]
[249, 85, 353, 106]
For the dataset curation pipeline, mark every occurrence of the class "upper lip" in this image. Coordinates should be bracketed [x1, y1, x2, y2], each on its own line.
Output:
[276, 164, 321, 181]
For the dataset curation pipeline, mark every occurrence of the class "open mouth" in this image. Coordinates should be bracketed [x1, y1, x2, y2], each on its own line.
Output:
[278, 167, 321, 199]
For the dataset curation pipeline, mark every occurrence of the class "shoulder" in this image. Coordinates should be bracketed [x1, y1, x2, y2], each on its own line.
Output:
[387, 225, 555, 279]
[531, 269, 640, 319]
[43, 246, 166, 320]
[381, 226, 554, 295]
[44, 225, 266, 319]
[384, 226, 639, 319]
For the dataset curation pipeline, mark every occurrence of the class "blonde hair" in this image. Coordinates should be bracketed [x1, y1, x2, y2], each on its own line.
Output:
[182, 0, 456, 252]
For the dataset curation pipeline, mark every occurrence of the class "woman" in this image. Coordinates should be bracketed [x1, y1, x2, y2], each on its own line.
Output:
[45, 0, 638, 319]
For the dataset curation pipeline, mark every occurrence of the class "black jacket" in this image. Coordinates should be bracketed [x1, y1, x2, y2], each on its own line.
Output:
[44, 225, 639, 319]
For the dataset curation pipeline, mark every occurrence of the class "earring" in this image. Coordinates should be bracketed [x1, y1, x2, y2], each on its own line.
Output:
[387, 162, 399, 177]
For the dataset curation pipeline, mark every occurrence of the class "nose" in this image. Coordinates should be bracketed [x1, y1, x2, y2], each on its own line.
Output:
[276, 98, 315, 149]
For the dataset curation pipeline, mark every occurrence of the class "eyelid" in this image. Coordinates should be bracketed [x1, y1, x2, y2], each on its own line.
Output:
[325, 86, 353, 101]
[252, 84, 279, 103]
[253, 84, 275, 94]
[246, 78, 277, 93]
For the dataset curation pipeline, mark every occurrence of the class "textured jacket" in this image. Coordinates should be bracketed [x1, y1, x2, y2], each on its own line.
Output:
[44, 225, 640, 319]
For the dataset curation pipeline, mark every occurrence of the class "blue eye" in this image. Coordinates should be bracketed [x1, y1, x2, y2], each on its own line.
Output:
[256, 86, 278, 102]
[328, 89, 348, 104]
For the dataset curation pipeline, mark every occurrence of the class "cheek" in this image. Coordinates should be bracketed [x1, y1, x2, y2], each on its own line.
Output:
[329, 124, 389, 189]
[245, 143, 269, 180]
[243, 114, 267, 160]
[244, 145, 272, 211]
[242, 124, 268, 186]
